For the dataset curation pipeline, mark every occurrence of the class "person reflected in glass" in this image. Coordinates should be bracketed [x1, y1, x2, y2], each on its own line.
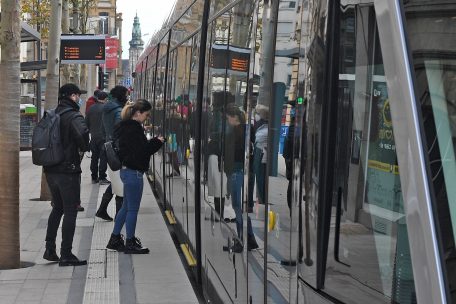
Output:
[253, 104, 269, 205]
[207, 137, 226, 220]
[283, 103, 296, 211]
[106, 99, 164, 254]
[224, 105, 259, 252]
[167, 102, 181, 177]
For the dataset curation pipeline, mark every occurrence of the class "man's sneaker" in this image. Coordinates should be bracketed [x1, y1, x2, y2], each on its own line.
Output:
[77, 205, 84, 212]
[43, 248, 59, 262]
[124, 237, 149, 254]
[59, 253, 87, 266]
[106, 234, 125, 252]
[98, 178, 111, 185]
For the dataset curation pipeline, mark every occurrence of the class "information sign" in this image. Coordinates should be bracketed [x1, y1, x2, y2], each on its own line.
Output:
[60, 35, 105, 64]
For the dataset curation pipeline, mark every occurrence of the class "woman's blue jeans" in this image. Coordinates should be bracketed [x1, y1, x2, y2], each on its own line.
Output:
[228, 170, 254, 239]
[113, 168, 144, 239]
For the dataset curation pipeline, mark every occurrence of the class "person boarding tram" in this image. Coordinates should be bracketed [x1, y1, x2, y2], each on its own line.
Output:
[106, 99, 164, 254]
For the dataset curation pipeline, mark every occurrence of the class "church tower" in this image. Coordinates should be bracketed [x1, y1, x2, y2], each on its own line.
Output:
[129, 13, 144, 77]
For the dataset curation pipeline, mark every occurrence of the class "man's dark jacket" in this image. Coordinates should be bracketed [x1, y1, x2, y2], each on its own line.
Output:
[44, 98, 90, 174]
[115, 119, 163, 173]
[85, 102, 105, 142]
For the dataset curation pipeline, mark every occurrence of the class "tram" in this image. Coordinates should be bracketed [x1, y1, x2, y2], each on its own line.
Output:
[134, 0, 456, 303]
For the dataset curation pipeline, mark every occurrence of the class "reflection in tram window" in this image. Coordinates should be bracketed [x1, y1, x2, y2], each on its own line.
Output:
[402, 1, 456, 302]
[299, 3, 417, 304]
[131, 0, 456, 302]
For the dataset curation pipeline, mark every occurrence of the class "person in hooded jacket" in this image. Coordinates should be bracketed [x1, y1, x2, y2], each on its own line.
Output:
[95, 86, 129, 221]
[43, 83, 90, 266]
[106, 99, 164, 254]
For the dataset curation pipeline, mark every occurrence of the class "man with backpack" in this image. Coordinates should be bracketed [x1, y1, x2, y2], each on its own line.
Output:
[42, 83, 90, 266]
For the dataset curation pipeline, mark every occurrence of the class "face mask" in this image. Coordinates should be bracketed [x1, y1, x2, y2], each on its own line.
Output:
[254, 114, 261, 122]
[77, 98, 84, 107]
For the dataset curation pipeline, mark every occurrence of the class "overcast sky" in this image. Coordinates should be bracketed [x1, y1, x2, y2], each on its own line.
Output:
[117, 0, 176, 59]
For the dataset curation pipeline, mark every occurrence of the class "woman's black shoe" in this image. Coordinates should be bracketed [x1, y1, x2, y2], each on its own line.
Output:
[43, 248, 59, 262]
[125, 237, 149, 254]
[59, 253, 87, 266]
[232, 239, 244, 253]
[247, 235, 259, 251]
[106, 234, 126, 252]
[95, 211, 113, 221]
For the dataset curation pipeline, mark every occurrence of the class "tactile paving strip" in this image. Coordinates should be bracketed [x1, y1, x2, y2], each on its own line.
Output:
[83, 195, 119, 304]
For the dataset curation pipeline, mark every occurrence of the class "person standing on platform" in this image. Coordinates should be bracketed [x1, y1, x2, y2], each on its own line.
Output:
[106, 99, 164, 254]
[95, 86, 129, 221]
[86, 91, 110, 185]
[43, 84, 90, 266]
[85, 89, 101, 115]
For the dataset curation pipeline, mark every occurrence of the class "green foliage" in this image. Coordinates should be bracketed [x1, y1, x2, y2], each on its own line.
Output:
[21, 0, 51, 38]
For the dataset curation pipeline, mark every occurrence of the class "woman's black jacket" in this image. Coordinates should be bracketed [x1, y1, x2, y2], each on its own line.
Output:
[115, 119, 163, 173]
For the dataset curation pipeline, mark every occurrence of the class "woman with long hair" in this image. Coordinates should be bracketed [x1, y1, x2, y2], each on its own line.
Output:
[106, 99, 164, 254]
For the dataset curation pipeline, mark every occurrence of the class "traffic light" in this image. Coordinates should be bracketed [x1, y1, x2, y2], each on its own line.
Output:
[98, 67, 104, 90]
[97, 66, 109, 90]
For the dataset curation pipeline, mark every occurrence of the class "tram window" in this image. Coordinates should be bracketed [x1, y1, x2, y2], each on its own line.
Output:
[312, 4, 417, 304]
[402, 1, 456, 301]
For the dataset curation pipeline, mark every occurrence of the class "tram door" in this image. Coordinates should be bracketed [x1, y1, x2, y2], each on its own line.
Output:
[240, 0, 307, 301]
[298, 1, 418, 303]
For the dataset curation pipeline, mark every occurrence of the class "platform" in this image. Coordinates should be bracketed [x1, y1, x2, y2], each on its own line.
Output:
[0, 151, 200, 304]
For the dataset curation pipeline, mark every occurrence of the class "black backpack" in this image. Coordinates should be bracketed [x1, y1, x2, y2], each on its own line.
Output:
[32, 108, 73, 166]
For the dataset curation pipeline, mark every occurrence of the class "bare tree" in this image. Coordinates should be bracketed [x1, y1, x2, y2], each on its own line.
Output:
[0, 0, 21, 269]
[40, 0, 62, 200]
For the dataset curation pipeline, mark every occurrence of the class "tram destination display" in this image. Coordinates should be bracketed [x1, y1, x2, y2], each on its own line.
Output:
[60, 35, 105, 64]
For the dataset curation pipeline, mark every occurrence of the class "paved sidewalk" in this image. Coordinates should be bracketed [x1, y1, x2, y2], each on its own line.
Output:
[0, 152, 198, 304]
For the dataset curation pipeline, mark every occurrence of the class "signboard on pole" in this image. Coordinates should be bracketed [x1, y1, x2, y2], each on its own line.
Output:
[105, 37, 118, 69]
[60, 35, 105, 64]
[210, 44, 250, 76]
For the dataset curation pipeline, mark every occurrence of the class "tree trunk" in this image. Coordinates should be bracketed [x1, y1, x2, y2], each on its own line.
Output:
[40, 0, 63, 200]
[61, 0, 71, 84]
[71, 1, 80, 83]
[229, 0, 255, 95]
[257, 0, 279, 107]
[0, 0, 21, 269]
